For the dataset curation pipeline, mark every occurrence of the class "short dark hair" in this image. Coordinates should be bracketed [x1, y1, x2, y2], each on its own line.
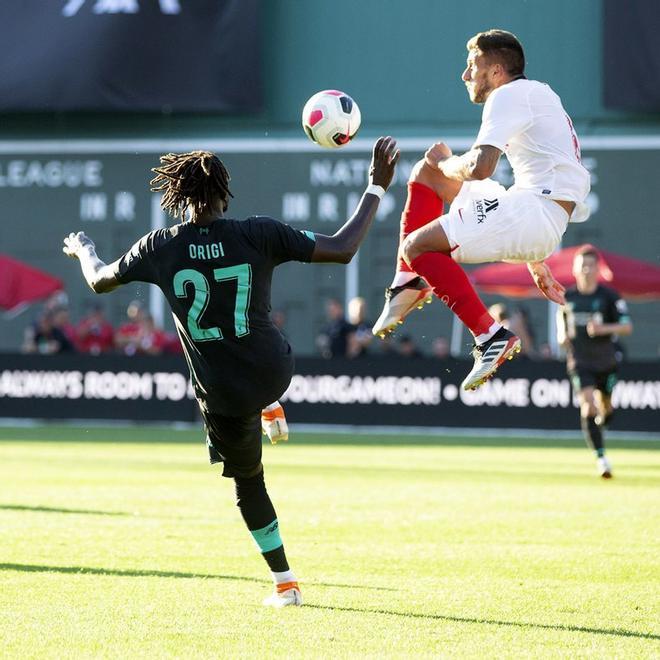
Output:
[150, 150, 233, 221]
[467, 29, 525, 77]
[575, 244, 600, 262]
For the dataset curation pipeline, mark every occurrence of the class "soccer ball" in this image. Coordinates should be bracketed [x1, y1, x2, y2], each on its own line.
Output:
[301, 90, 361, 148]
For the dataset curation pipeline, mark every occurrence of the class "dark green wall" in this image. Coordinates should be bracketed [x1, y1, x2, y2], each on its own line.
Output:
[264, 0, 607, 128]
[2, 0, 657, 140]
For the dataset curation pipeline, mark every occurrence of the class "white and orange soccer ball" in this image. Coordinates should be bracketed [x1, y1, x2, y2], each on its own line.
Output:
[301, 90, 361, 148]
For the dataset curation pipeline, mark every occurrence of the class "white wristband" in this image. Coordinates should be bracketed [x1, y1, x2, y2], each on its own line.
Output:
[365, 184, 386, 199]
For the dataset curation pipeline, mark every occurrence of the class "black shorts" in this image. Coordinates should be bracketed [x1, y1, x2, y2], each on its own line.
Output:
[569, 367, 617, 396]
[201, 409, 263, 479]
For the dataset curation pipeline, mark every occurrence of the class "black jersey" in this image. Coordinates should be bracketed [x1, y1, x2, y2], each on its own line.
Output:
[562, 284, 630, 372]
[114, 217, 316, 415]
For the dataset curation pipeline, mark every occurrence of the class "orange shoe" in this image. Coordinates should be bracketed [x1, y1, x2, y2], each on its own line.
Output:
[261, 402, 289, 445]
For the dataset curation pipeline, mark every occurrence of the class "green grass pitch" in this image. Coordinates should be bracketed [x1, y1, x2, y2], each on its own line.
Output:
[1, 425, 659, 658]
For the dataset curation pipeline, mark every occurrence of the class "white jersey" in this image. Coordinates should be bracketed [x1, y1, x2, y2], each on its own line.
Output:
[474, 79, 591, 223]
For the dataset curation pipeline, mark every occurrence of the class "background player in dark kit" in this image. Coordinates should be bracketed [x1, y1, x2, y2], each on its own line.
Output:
[557, 246, 633, 478]
[63, 136, 400, 607]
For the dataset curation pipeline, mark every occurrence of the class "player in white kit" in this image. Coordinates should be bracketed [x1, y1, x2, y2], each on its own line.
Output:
[373, 29, 591, 390]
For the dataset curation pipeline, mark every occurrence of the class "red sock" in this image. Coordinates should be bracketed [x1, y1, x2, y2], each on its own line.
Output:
[410, 252, 495, 337]
[398, 182, 444, 273]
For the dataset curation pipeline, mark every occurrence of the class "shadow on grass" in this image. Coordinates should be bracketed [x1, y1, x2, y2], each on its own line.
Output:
[306, 604, 660, 641]
[0, 562, 395, 592]
[3, 563, 655, 639]
[0, 504, 130, 516]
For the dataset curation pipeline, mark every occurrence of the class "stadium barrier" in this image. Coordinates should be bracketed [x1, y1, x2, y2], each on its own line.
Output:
[0, 353, 658, 433]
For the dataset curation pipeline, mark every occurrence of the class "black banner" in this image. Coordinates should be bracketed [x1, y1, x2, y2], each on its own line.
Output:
[0, 1, 261, 112]
[603, 0, 660, 111]
[0, 354, 658, 433]
[283, 358, 659, 433]
[0, 353, 197, 422]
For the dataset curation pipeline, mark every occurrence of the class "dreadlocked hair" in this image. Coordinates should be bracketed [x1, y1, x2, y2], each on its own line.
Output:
[150, 150, 233, 221]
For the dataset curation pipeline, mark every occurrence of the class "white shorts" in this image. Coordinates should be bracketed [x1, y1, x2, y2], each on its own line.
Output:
[438, 179, 569, 264]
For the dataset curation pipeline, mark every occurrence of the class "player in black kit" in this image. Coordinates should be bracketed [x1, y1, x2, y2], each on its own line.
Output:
[63, 136, 400, 607]
[557, 246, 632, 479]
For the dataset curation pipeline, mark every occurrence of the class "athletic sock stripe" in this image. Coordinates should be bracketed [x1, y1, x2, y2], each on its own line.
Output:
[250, 519, 283, 553]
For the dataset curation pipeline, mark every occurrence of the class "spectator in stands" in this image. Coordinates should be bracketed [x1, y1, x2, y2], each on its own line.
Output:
[510, 305, 536, 357]
[376, 332, 398, 357]
[76, 302, 115, 355]
[398, 334, 423, 358]
[347, 296, 373, 358]
[163, 330, 184, 355]
[537, 342, 555, 360]
[431, 336, 450, 359]
[488, 302, 536, 357]
[22, 310, 75, 354]
[51, 304, 77, 346]
[114, 300, 146, 355]
[134, 313, 168, 355]
[316, 298, 353, 358]
[44, 291, 69, 314]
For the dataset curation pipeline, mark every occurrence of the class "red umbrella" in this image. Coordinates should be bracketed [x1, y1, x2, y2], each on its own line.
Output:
[469, 245, 660, 301]
[0, 254, 63, 315]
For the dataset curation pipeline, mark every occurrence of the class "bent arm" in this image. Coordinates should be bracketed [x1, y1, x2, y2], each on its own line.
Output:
[595, 321, 633, 337]
[77, 246, 121, 293]
[616, 321, 633, 337]
[310, 190, 381, 264]
[437, 145, 501, 182]
[63, 232, 122, 294]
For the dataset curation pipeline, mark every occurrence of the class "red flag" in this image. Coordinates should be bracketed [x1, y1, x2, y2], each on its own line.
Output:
[0, 254, 63, 314]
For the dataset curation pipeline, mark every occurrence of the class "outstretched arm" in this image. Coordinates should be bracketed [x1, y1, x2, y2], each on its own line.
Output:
[528, 261, 566, 305]
[311, 136, 400, 263]
[63, 232, 121, 294]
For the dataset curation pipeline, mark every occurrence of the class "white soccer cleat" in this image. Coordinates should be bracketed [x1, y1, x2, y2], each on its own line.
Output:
[261, 403, 289, 445]
[372, 277, 433, 338]
[262, 581, 302, 608]
[461, 327, 521, 391]
[597, 456, 613, 479]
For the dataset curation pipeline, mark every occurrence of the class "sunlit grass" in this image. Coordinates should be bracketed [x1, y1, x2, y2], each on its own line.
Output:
[1, 426, 658, 658]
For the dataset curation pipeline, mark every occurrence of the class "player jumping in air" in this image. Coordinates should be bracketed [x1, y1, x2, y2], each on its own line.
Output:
[63, 136, 400, 607]
[372, 29, 591, 390]
[557, 246, 633, 478]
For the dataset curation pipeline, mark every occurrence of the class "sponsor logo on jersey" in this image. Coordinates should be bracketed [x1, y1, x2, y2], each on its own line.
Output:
[474, 200, 486, 224]
[474, 198, 499, 224]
